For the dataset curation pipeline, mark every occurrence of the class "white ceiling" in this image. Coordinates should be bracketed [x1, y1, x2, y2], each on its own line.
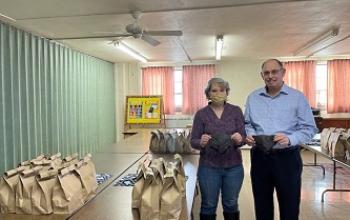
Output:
[1, 0, 350, 63]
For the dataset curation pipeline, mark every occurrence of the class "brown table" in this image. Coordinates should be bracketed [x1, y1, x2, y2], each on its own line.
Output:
[314, 113, 350, 130]
[69, 154, 199, 220]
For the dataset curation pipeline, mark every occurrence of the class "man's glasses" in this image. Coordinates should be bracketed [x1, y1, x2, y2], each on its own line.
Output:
[262, 69, 282, 76]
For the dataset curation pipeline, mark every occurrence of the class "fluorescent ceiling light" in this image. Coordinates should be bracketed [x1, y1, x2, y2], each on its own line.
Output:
[113, 41, 147, 63]
[293, 28, 339, 56]
[0, 12, 16, 22]
[216, 35, 224, 60]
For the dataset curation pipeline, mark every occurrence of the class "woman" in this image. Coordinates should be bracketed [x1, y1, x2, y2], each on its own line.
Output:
[191, 78, 245, 220]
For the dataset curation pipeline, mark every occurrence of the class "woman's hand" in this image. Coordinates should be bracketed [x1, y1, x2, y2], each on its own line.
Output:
[245, 135, 255, 146]
[200, 134, 211, 148]
[231, 132, 243, 145]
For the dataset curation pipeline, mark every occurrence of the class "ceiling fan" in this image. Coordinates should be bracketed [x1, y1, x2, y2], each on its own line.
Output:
[51, 11, 183, 46]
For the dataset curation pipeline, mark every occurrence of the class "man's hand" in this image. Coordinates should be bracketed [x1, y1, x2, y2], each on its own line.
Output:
[200, 134, 211, 148]
[231, 132, 243, 145]
[245, 135, 255, 146]
[274, 133, 290, 145]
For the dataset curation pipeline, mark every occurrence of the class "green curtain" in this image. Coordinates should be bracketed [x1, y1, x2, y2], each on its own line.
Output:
[0, 22, 115, 174]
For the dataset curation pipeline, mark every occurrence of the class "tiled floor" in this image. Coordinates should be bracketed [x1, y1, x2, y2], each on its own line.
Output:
[193, 149, 350, 220]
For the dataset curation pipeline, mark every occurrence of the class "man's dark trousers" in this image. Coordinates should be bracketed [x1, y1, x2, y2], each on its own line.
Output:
[250, 146, 302, 220]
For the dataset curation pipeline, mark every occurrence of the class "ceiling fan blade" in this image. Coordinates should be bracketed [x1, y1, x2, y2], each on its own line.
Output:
[51, 34, 132, 40]
[145, 30, 183, 36]
[141, 34, 161, 47]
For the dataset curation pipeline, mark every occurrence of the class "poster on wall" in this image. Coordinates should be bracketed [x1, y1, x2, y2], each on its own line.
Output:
[126, 96, 163, 124]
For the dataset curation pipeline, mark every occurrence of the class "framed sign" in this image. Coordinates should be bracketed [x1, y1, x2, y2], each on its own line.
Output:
[125, 95, 164, 124]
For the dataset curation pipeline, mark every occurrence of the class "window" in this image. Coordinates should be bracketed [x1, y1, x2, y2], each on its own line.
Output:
[174, 68, 183, 112]
[315, 63, 327, 109]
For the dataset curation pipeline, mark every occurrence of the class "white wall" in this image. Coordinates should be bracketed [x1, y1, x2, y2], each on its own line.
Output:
[114, 62, 142, 141]
[216, 59, 264, 110]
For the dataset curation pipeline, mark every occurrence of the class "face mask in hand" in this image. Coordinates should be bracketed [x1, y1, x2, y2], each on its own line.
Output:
[210, 94, 227, 104]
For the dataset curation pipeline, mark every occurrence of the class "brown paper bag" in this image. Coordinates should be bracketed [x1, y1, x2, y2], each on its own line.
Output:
[74, 154, 98, 202]
[150, 158, 166, 183]
[150, 130, 161, 153]
[158, 130, 166, 153]
[52, 164, 84, 214]
[31, 159, 57, 172]
[16, 154, 44, 172]
[335, 128, 346, 132]
[29, 154, 47, 167]
[320, 128, 331, 153]
[173, 155, 188, 220]
[165, 131, 177, 154]
[329, 132, 346, 158]
[173, 154, 186, 194]
[175, 132, 186, 154]
[183, 130, 193, 154]
[0, 166, 27, 213]
[32, 154, 46, 162]
[18, 160, 32, 170]
[327, 131, 337, 154]
[63, 153, 79, 164]
[50, 153, 61, 160]
[160, 163, 184, 220]
[31, 167, 58, 215]
[340, 133, 350, 160]
[132, 159, 151, 209]
[57, 153, 79, 170]
[139, 158, 165, 219]
[16, 166, 43, 214]
[49, 153, 63, 168]
[140, 167, 160, 220]
[132, 159, 151, 220]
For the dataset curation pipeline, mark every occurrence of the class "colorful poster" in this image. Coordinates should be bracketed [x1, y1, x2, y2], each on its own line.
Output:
[126, 96, 162, 124]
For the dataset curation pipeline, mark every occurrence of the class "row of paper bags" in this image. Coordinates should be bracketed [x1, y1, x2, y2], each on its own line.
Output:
[132, 154, 187, 220]
[320, 127, 350, 160]
[0, 153, 98, 215]
[149, 129, 194, 154]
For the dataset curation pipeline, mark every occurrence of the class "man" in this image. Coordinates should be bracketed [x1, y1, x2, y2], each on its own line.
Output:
[244, 59, 317, 220]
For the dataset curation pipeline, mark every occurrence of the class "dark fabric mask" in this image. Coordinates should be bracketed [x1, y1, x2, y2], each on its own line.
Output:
[208, 133, 233, 154]
[253, 135, 275, 153]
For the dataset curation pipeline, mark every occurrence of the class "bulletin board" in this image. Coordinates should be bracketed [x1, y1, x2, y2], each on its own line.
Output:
[124, 95, 165, 129]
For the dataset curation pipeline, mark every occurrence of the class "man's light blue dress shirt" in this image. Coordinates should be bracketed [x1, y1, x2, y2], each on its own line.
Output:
[244, 84, 318, 147]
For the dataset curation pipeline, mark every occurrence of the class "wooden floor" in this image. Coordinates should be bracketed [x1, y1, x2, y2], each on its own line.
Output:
[192, 149, 350, 220]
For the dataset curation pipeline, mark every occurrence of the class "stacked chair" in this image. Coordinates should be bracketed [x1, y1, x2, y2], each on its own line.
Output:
[0, 153, 97, 215]
[320, 127, 350, 160]
[132, 154, 187, 220]
[149, 129, 194, 154]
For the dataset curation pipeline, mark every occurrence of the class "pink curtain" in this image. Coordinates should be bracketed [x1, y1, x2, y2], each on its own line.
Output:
[283, 61, 317, 107]
[182, 64, 215, 115]
[327, 60, 350, 113]
[142, 66, 175, 114]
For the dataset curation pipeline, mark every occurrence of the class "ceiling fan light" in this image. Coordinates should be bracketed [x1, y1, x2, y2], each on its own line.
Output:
[113, 41, 147, 63]
[216, 35, 224, 60]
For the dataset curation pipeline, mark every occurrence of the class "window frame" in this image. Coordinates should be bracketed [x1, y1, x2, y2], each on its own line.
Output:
[315, 61, 327, 111]
[173, 67, 183, 113]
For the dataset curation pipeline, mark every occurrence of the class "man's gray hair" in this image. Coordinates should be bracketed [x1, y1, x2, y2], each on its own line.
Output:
[204, 77, 230, 99]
